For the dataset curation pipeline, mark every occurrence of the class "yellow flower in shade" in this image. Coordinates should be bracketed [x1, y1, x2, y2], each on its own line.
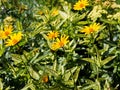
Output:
[5, 32, 22, 46]
[47, 31, 59, 39]
[51, 35, 69, 50]
[0, 25, 13, 39]
[51, 9, 59, 16]
[81, 23, 101, 34]
[73, 0, 89, 10]
[38, 11, 43, 15]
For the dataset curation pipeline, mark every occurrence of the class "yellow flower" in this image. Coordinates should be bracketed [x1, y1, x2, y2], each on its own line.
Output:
[47, 31, 59, 39]
[73, 0, 89, 10]
[81, 23, 101, 34]
[0, 25, 13, 39]
[5, 32, 22, 46]
[51, 9, 59, 16]
[51, 35, 69, 50]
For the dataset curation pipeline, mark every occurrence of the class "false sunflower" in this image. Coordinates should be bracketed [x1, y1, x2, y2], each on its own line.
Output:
[73, 0, 89, 10]
[0, 25, 13, 39]
[51, 35, 69, 50]
[81, 23, 101, 34]
[5, 32, 22, 46]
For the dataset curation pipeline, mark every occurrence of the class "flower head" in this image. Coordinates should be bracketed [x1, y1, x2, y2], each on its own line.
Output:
[73, 0, 89, 10]
[5, 32, 22, 46]
[0, 25, 13, 39]
[51, 35, 69, 50]
[47, 31, 59, 39]
[81, 23, 101, 34]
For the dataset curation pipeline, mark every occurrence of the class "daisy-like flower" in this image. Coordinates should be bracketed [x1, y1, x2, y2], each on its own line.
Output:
[73, 0, 89, 10]
[5, 32, 22, 46]
[81, 23, 101, 34]
[0, 25, 13, 39]
[51, 35, 69, 50]
[47, 31, 59, 39]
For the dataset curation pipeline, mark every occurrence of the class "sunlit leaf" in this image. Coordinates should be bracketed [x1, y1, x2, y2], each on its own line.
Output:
[59, 10, 69, 19]
[28, 67, 40, 80]
[0, 47, 5, 57]
[73, 67, 80, 83]
[81, 58, 95, 64]
[11, 54, 23, 64]
[63, 66, 78, 81]
[101, 56, 116, 66]
[21, 83, 35, 90]
[0, 79, 3, 90]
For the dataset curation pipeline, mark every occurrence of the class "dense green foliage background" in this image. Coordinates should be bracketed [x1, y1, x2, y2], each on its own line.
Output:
[0, 0, 120, 90]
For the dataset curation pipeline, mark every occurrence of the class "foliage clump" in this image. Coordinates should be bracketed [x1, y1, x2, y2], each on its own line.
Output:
[0, 0, 120, 89]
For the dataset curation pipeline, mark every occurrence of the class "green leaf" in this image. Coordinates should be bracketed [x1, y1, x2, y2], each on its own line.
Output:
[101, 56, 116, 66]
[30, 52, 39, 63]
[16, 20, 23, 31]
[28, 67, 40, 80]
[77, 21, 91, 25]
[21, 83, 36, 90]
[44, 67, 59, 77]
[68, 39, 77, 51]
[100, 18, 118, 24]
[81, 58, 95, 64]
[63, 66, 78, 81]
[5, 86, 10, 90]
[56, 19, 66, 29]
[32, 54, 48, 64]
[0, 79, 3, 90]
[104, 80, 110, 90]
[11, 54, 23, 64]
[63, 80, 74, 87]
[81, 79, 101, 90]
[73, 67, 80, 83]
[81, 83, 97, 90]
[0, 44, 5, 57]
[59, 10, 68, 19]
[72, 13, 87, 23]
[41, 33, 52, 49]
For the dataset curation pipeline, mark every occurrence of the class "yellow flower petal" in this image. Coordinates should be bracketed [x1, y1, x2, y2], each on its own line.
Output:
[47, 31, 59, 39]
[51, 9, 59, 16]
